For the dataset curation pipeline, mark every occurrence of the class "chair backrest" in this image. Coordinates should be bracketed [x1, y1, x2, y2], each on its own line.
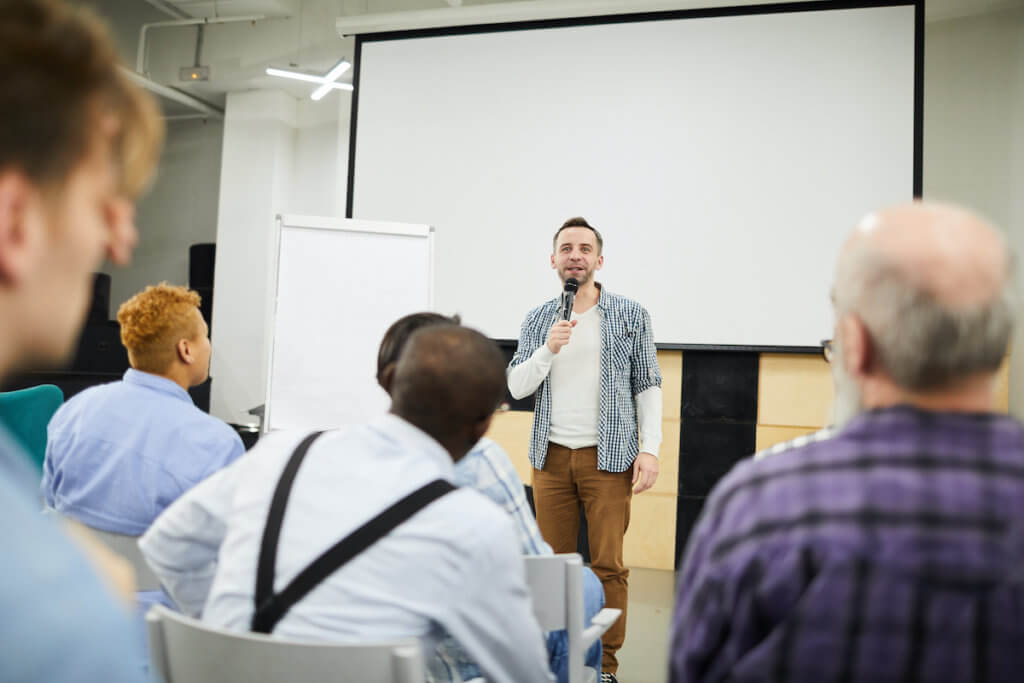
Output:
[89, 527, 162, 592]
[146, 604, 425, 683]
[525, 553, 587, 681]
[525, 553, 581, 631]
[0, 384, 63, 471]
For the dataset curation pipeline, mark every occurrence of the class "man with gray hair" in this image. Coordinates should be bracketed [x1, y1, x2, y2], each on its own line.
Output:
[669, 202, 1024, 682]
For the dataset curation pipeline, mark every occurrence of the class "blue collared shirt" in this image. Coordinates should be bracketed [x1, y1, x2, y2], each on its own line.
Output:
[509, 286, 662, 472]
[454, 437, 552, 555]
[0, 423, 149, 683]
[433, 438, 574, 682]
[43, 368, 244, 535]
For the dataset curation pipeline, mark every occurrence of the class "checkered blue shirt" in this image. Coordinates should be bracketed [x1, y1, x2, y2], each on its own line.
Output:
[430, 438, 554, 682]
[509, 285, 661, 473]
[454, 438, 551, 554]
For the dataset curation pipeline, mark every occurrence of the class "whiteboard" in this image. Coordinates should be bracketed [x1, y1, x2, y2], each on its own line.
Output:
[350, 3, 917, 348]
[264, 215, 433, 432]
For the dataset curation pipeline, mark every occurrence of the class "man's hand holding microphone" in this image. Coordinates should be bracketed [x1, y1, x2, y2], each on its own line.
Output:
[548, 276, 579, 354]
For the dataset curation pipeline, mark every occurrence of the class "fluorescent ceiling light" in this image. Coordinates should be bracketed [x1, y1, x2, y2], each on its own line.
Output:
[322, 58, 351, 82]
[265, 67, 328, 84]
[265, 62, 353, 101]
[311, 81, 354, 100]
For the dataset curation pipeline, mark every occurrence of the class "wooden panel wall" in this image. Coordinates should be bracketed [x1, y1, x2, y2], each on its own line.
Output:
[488, 350, 682, 570]
[493, 345, 1012, 572]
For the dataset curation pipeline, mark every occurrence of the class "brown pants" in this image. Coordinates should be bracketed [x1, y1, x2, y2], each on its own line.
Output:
[533, 443, 632, 674]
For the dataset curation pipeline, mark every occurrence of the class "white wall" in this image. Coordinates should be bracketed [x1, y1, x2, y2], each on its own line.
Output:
[922, 5, 1024, 417]
[102, 2, 1024, 419]
[209, 88, 348, 425]
[102, 118, 224, 313]
[290, 98, 345, 217]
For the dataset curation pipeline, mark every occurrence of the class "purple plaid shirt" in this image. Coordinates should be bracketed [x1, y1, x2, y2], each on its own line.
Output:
[671, 405, 1024, 683]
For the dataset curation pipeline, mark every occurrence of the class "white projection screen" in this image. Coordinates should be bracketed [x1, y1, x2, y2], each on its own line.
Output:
[348, 2, 920, 349]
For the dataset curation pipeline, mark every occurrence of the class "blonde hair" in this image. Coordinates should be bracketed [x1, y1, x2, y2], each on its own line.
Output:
[0, 0, 164, 200]
[117, 283, 203, 374]
[110, 70, 164, 199]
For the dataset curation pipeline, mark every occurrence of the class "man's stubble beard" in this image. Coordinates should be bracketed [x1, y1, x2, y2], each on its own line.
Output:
[560, 265, 592, 287]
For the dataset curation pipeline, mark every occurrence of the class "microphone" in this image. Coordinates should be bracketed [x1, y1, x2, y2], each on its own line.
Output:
[561, 278, 579, 321]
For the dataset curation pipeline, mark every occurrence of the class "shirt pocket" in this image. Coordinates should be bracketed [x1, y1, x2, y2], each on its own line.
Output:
[610, 332, 634, 371]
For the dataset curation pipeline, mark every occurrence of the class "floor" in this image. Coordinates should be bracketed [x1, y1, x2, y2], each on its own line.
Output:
[614, 567, 677, 683]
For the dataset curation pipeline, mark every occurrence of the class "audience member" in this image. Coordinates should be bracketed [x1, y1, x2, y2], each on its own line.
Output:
[141, 325, 556, 683]
[43, 283, 243, 537]
[376, 312, 605, 682]
[0, 0, 163, 680]
[670, 202, 1024, 682]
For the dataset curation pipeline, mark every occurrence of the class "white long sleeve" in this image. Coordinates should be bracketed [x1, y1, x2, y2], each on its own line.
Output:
[637, 385, 663, 457]
[507, 344, 556, 399]
[138, 464, 237, 617]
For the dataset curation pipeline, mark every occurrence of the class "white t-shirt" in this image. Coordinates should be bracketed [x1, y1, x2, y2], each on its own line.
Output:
[548, 306, 601, 449]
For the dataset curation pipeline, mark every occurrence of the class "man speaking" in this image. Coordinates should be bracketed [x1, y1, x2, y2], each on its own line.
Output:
[509, 217, 663, 683]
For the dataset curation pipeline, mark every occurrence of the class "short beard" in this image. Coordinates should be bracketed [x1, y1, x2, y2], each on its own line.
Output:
[831, 336, 863, 429]
[561, 267, 591, 286]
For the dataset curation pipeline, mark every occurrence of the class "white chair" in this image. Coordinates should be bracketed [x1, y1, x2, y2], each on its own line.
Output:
[525, 553, 622, 683]
[146, 604, 425, 683]
[44, 509, 162, 592]
[89, 527, 162, 591]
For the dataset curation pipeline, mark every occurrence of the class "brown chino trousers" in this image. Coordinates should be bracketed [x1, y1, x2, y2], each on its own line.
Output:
[532, 442, 632, 674]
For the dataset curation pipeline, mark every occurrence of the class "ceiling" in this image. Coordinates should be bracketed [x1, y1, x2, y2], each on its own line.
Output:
[148, 0, 1024, 22]
[95, 0, 1023, 117]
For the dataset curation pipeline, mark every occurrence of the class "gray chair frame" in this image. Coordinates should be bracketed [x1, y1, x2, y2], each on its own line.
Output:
[525, 553, 622, 683]
[146, 604, 425, 683]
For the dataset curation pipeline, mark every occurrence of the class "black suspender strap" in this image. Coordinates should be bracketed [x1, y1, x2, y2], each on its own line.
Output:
[253, 430, 324, 620]
[251, 431, 455, 634]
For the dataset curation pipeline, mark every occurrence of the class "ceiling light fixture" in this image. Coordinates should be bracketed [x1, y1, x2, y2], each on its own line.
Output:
[265, 57, 352, 101]
[311, 58, 352, 100]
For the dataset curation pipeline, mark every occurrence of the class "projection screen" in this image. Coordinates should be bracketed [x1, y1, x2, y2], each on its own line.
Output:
[348, 2, 920, 348]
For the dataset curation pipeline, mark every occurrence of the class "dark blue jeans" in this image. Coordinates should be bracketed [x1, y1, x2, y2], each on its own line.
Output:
[434, 565, 605, 682]
[546, 566, 605, 682]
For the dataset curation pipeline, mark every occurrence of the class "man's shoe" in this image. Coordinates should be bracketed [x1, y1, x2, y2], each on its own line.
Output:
[599, 673, 618, 683]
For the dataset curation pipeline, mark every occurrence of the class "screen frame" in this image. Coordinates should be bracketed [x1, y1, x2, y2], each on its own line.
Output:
[344, 0, 924, 353]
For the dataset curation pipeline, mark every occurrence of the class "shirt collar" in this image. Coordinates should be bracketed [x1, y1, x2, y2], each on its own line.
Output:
[595, 282, 609, 311]
[841, 403, 1010, 436]
[548, 282, 610, 314]
[123, 368, 194, 405]
[375, 413, 456, 478]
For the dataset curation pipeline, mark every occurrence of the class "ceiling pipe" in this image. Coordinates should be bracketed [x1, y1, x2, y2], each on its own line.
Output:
[120, 67, 225, 120]
[141, 0, 192, 20]
[136, 14, 268, 76]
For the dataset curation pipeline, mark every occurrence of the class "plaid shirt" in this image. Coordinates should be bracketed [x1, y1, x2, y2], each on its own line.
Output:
[431, 438, 554, 682]
[454, 438, 552, 555]
[671, 405, 1024, 683]
[509, 285, 661, 473]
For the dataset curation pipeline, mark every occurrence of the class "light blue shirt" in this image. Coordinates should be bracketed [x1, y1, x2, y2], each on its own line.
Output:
[0, 423, 149, 683]
[453, 437, 552, 555]
[435, 439, 605, 683]
[42, 368, 244, 535]
[140, 414, 554, 683]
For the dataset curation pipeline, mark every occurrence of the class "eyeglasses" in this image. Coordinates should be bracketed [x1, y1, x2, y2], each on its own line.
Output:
[820, 339, 833, 363]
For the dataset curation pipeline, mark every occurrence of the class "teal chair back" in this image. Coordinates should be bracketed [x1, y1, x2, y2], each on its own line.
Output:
[0, 384, 64, 472]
